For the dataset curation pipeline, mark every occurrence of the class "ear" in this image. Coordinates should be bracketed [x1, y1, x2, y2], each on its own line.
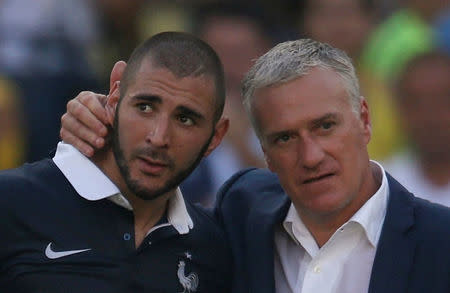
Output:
[359, 96, 372, 145]
[105, 61, 127, 126]
[109, 61, 127, 94]
[203, 117, 229, 157]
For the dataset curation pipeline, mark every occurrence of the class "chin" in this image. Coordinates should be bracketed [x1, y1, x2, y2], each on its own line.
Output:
[134, 191, 167, 201]
[125, 176, 171, 201]
[303, 193, 349, 215]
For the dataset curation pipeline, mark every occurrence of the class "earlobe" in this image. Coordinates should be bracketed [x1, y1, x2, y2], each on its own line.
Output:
[105, 91, 119, 126]
[203, 118, 229, 157]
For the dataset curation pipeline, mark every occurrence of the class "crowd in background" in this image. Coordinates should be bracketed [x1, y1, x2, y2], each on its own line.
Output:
[0, 0, 449, 206]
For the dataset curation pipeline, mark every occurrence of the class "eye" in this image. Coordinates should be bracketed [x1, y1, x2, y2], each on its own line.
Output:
[321, 121, 335, 130]
[276, 133, 291, 144]
[178, 114, 194, 126]
[137, 103, 153, 113]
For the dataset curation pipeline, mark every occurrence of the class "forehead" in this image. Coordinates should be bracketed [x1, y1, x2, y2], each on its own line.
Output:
[253, 68, 351, 129]
[123, 60, 217, 116]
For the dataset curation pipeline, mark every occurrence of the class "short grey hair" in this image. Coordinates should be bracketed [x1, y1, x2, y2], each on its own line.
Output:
[242, 38, 361, 137]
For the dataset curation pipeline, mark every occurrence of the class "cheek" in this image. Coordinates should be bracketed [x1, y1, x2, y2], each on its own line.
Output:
[172, 128, 204, 148]
[337, 135, 369, 177]
[172, 130, 210, 156]
[116, 118, 146, 150]
[333, 121, 367, 151]
[316, 133, 347, 161]
[266, 149, 297, 174]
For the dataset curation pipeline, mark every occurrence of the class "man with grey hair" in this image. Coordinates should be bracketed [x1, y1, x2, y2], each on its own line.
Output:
[242, 39, 361, 136]
[216, 38, 450, 293]
[60, 38, 450, 293]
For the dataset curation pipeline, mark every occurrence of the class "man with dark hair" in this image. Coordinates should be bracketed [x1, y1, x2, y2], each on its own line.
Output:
[120, 32, 226, 123]
[0, 32, 231, 292]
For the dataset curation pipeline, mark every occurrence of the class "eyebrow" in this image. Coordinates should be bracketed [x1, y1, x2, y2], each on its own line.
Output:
[265, 112, 339, 141]
[131, 95, 162, 104]
[131, 94, 205, 121]
[176, 105, 205, 121]
[311, 113, 339, 127]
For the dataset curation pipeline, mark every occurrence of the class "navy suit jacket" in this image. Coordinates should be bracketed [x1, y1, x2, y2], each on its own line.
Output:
[215, 168, 450, 293]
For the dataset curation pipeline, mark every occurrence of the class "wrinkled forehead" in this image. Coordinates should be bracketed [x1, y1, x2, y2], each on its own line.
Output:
[251, 68, 351, 119]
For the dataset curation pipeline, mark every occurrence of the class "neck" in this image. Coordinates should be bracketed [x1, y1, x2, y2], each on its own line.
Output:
[297, 162, 381, 248]
[92, 148, 174, 248]
[126, 189, 174, 248]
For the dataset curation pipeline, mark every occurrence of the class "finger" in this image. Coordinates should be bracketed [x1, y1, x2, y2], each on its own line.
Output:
[60, 128, 95, 157]
[61, 113, 105, 149]
[67, 97, 108, 137]
[76, 91, 109, 125]
[98, 94, 108, 107]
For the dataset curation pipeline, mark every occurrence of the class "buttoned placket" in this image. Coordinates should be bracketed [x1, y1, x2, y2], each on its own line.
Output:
[299, 223, 364, 293]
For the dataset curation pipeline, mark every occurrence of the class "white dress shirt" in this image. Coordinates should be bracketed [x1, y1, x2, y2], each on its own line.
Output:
[52, 142, 193, 235]
[274, 161, 389, 293]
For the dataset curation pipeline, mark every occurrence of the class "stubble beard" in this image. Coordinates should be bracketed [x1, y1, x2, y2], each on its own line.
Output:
[111, 110, 214, 201]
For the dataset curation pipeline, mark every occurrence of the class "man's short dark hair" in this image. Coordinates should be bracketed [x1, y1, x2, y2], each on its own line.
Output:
[121, 31, 226, 123]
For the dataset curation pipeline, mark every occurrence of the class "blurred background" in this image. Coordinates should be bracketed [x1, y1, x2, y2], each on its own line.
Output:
[0, 0, 449, 206]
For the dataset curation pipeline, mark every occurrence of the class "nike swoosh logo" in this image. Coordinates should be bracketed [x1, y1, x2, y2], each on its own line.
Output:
[45, 242, 91, 259]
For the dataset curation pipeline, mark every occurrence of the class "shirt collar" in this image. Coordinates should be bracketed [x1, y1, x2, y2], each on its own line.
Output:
[52, 142, 193, 234]
[283, 160, 389, 248]
[349, 160, 389, 246]
[283, 204, 318, 257]
[283, 204, 304, 243]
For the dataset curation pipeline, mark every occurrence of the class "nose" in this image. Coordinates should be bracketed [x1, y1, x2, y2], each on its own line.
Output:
[298, 135, 325, 169]
[145, 117, 170, 148]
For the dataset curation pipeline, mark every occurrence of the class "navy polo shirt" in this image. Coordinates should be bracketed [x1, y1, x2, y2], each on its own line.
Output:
[0, 144, 232, 292]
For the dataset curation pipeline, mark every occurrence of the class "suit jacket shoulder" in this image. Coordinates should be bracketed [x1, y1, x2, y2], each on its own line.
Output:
[410, 194, 450, 234]
[215, 168, 286, 218]
[369, 173, 450, 293]
[217, 170, 450, 293]
[215, 168, 290, 293]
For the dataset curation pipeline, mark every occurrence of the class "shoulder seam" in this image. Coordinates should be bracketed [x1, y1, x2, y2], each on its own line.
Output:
[213, 168, 258, 226]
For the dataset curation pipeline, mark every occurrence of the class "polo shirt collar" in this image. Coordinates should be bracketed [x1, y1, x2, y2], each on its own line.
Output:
[52, 142, 193, 234]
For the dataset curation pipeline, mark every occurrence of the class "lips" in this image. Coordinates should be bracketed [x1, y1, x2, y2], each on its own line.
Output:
[137, 156, 169, 175]
[302, 173, 334, 184]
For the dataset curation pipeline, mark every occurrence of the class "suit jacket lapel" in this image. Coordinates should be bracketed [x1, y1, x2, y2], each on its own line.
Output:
[246, 190, 290, 293]
[369, 174, 416, 293]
